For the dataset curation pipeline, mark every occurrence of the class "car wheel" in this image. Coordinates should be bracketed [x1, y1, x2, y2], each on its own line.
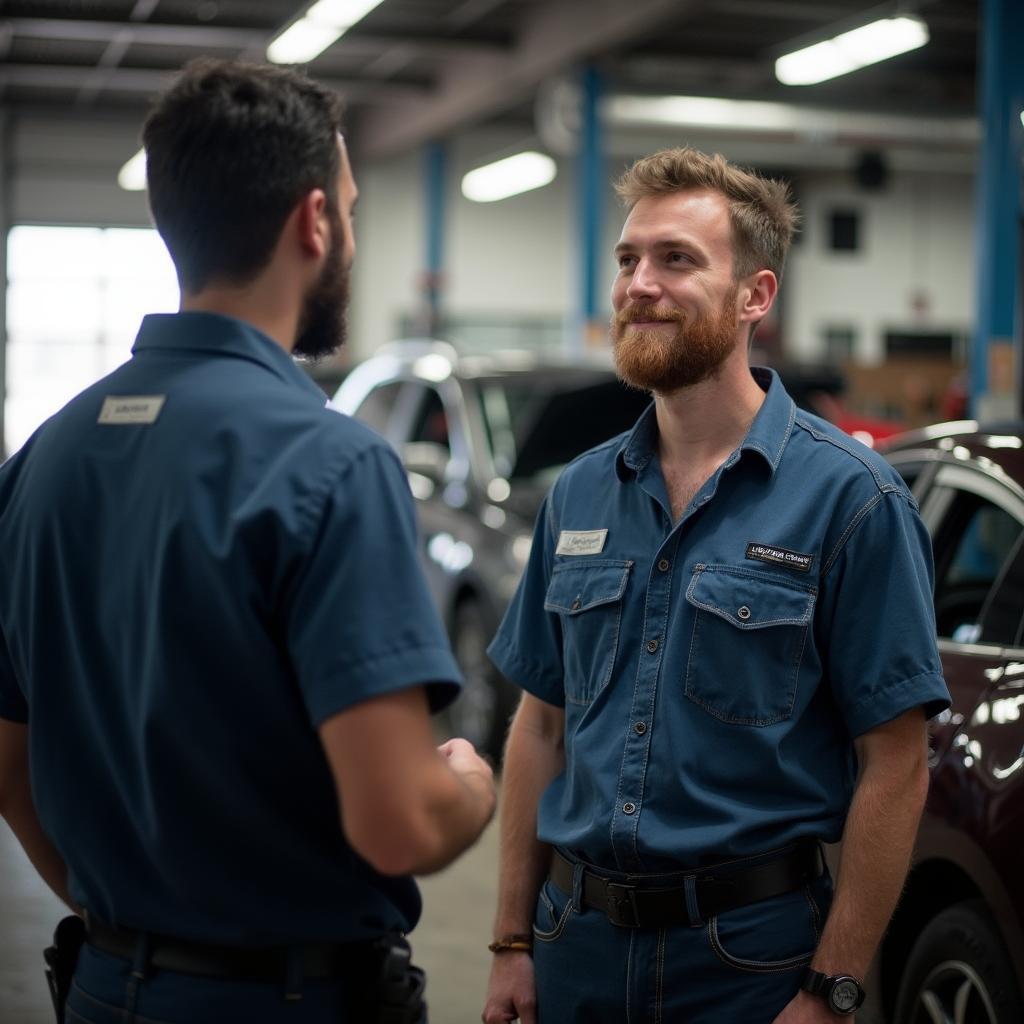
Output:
[894, 900, 1024, 1024]
[443, 599, 514, 762]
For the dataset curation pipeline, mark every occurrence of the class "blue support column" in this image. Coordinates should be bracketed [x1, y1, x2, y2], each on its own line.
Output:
[422, 140, 447, 338]
[572, 65, 604, 358]
[971, 0, 1024, 418]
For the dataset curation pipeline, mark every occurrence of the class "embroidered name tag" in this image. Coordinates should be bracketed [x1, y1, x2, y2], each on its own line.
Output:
[746, 542, 813, 573]
[556, 529, 608, 556]
[98, 396, 166, 425]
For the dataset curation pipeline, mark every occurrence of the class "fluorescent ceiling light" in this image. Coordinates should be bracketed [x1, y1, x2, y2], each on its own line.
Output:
[117, 148, 147, 191]
[267, 0, 385, 64]
[461, 152, 557, 203]
[776, 16, 929, 86]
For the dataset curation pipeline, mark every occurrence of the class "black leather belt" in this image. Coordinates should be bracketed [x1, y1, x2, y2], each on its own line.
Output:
[550, 842, 824, 929]
[85, 917, 380, 981]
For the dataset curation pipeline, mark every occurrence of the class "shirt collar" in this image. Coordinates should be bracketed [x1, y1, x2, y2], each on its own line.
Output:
[615, 366, 795, 481]
[131, 312, 328, 403]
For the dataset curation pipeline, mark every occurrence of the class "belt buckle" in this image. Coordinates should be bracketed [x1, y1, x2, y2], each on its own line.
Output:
[604, 882, 641, 928]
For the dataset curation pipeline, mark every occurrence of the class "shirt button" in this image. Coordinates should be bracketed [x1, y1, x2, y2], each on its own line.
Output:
[622, 802, 636, 815]
[634, 721, 647, 735]
[657, 558, 670, 572]
[646, 639, 659, 654]
[570, 598, 582, 611]
[737, 606, 752, 621]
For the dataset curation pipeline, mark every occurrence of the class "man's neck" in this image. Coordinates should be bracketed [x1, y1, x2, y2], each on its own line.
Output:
[653, 354, 766, 470]
[180, 281, 300, 354]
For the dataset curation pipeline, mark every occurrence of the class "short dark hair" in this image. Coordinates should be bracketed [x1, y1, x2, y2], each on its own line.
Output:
[142, 59, 345, 292]
[615, 147, 799, 281]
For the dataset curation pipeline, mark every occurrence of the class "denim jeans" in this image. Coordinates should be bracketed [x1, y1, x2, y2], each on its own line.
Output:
[65, 942, 401, 1024]
[532, 853, 834, 1024]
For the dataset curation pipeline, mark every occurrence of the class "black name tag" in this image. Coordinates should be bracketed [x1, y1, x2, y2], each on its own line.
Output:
[746, 542, 814, 573]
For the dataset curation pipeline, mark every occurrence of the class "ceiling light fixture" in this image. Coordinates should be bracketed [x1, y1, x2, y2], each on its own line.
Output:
[461, 152, 557, 203]
[775, 16, 929, 86]
[267, 0, 385, 64]
[117, 148, 147, 191]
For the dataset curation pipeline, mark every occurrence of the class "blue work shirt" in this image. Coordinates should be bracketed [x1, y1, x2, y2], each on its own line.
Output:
[489, 368, 949, 872]
[0, 311, 460, 944]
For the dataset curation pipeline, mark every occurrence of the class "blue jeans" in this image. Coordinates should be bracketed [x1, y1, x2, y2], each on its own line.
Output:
[66, 942, 390, 1024]
[533, 852, 834, 1024]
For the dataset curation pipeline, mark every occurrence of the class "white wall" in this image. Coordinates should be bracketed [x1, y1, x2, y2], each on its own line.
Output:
[787, 169, 975, 365]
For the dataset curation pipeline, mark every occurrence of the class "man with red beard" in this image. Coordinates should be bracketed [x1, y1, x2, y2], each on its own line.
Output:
[482, 147, 948, 1024]
[0, 60, 495, 1023]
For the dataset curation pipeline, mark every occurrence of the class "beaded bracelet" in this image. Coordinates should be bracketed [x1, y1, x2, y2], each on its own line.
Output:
[487, 933, 534, 954]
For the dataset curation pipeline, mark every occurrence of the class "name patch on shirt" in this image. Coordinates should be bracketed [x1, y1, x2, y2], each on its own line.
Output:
[98, 396, 166, 425]
[556, 529, 608, 556]
[745, 542, 813, 573]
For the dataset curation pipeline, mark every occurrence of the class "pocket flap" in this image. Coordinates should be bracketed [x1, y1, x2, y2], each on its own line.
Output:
[686, 565, 815, 628]
[544, 560, 632, 615]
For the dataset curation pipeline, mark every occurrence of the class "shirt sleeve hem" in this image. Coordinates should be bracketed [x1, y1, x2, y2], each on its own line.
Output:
[844, 670, 950, 737]
[486, 640, 565, 709]
[304, 645, 463, 726]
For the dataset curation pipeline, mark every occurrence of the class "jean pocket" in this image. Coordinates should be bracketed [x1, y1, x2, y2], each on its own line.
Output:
[544, 559, 632, 705]
[708, 878, 828, 974]
[684, 564, 816, 726]
[533, 879, 574, 944]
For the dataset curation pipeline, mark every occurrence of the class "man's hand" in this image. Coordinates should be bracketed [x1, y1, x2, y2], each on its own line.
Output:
[438, 738, 495, 799]
[771, 989, 851, 1023]
[482, 951, 537, 1024]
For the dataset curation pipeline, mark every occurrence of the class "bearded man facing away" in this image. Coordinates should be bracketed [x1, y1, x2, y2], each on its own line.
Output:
[481, 147, 949, 1024]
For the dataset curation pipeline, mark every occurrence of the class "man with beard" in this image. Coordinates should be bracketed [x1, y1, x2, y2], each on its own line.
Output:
[0, 60, 495, 1023]
[482, 147, 948, 1024]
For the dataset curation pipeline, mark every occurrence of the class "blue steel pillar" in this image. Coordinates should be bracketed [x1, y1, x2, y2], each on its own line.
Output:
[421, 140, 447, 338]
[572, 65, 605, 358]
[971, 0, 1024, 418]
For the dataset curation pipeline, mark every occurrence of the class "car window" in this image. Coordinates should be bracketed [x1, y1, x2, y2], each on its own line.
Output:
[352, 381, 405, 434]
[478, 378, 650, 482]
[930, 487, 1024, 644]
[409, 386, 451, 456]
[986, 533, 1024, 648]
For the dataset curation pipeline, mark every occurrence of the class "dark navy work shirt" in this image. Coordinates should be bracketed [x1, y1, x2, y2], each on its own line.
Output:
[489, 368, 949, 872]
[0, 312, 460, 944]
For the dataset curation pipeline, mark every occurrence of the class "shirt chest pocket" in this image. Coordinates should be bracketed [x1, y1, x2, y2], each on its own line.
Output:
[684, 565, 816, 726]
[544, 560, 632, 706]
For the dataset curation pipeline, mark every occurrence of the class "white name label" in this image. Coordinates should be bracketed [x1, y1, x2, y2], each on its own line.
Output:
[98, 396, 166, 425]
[556, 529, 608, 556]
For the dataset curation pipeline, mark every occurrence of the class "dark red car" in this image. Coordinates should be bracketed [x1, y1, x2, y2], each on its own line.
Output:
[871, 421, 1024, 1024]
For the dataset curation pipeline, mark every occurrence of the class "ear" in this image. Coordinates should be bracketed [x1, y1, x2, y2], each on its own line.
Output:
[738, 269, 778, 324]
[295, 188, 330, 260]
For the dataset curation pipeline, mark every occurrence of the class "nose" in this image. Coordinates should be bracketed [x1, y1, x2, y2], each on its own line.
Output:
[626, 258, 660, 302]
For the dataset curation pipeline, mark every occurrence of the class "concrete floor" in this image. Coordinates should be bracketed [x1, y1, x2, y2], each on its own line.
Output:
[0, 814, 500, 1024]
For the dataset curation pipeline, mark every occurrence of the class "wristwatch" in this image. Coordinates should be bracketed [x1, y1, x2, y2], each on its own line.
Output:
[801, 969, 865, 1015]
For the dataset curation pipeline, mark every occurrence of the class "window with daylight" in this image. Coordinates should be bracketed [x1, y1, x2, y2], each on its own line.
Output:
[4, 225, 178, 458]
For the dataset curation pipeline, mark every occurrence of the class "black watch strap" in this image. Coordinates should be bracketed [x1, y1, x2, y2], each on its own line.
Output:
[802, 969, 865, 1015]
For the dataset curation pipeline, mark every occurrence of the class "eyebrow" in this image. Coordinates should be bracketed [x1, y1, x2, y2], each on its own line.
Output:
[614, 238, 706, 257]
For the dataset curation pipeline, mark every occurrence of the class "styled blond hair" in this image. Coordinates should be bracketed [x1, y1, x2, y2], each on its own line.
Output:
[614, 147, 799, 281]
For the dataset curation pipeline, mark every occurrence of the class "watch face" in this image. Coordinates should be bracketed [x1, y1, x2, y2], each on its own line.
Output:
[830, 979, 862, 1014]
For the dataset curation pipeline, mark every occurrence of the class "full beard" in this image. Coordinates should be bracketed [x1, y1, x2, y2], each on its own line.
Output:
[611, 285, 740, 393]
[293, 213, 349, 361]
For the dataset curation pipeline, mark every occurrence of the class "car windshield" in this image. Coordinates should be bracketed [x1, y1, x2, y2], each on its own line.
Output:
[478, 376, 651, 482]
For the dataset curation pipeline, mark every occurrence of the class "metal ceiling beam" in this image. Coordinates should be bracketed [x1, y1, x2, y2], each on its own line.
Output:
[6, 18, 267, 49]
[355, 0, 690, 159]
[0, 64, 430, 104]
[6, 18, 508, 59]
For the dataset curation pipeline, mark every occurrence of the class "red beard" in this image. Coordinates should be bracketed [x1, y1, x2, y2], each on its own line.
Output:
[611, 285, 739, 393]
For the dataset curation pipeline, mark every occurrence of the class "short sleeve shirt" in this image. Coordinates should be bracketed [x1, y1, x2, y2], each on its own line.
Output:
[0, 312, 460, 943]
[489, 368, 949, 872]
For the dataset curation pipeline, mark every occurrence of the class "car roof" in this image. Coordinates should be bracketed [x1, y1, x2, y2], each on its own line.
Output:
[880, 420, 1024, 483]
